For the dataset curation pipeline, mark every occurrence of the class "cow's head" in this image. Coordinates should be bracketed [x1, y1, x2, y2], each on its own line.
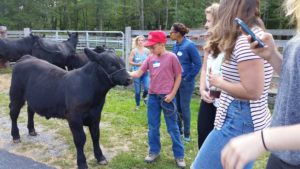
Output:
[27, 33, 40, 45]
[66, 31, 79, 50]
[84, 48, 132, 86]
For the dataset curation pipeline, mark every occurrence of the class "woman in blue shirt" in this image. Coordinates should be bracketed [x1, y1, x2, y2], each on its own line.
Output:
[128, 35, 150, 110]
[170, 23, 202, 141]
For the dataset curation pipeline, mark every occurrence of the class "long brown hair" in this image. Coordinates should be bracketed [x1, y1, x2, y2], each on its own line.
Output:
[206, 0, 265, 60]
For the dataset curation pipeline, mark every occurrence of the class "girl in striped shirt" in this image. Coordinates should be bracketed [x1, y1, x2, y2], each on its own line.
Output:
[191, 0, 273, 169]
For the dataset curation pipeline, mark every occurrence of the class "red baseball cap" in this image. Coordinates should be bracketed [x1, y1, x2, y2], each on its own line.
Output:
[144, 30, 167, 46]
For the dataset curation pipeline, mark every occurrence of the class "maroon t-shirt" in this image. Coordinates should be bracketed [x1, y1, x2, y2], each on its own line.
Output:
[140, 51, 182, 94]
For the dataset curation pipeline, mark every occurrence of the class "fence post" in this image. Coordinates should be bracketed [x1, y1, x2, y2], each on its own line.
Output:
[0, 26, 7, 38]
[86, 32, 89, 48]
[24, 28, 31, 37]
[125, 26, 132, 70]
[0, 26, 9, 68]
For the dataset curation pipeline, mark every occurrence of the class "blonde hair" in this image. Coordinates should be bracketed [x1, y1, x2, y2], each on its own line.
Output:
[284, 0, 300, 32]
[205, 3, 220, 26]
[206, 0, 265, 60]
[132, 35, 145, 49]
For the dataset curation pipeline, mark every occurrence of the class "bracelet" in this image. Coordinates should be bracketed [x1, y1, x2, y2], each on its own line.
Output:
[261, 130, 269, 151]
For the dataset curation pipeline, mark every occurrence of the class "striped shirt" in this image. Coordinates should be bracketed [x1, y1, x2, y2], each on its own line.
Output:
[214, 27, 273, 131]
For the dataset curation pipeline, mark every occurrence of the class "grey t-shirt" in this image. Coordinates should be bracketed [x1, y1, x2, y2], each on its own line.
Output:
[271, 35, 300, 165]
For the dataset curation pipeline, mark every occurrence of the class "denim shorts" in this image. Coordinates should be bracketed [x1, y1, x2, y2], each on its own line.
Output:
[191, 100, 255, 169]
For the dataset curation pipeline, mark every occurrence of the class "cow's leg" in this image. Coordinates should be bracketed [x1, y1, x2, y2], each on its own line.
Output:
[68, 118, 88, 169]
[27, 106, 37, 136]
[89, 122, 107, 165]
[9, 100, 25, 143]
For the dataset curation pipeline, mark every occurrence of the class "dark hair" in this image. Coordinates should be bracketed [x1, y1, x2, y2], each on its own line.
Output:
[172, 23, 190, 36]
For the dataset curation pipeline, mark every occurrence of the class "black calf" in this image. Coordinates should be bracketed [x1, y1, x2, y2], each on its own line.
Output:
[9, 48, 131, 169]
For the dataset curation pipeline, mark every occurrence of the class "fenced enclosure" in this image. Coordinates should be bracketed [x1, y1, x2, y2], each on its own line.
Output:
[2, 28, 296, 96]
[3, 27, 297, 69]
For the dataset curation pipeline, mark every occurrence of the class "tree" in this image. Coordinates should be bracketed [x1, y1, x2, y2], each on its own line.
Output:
[0, 0, 290, 31]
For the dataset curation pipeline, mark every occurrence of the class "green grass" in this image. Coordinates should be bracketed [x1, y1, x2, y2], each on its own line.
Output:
[101, 88, 269, 169]
[0, 67, 12, 74]
[0, 69, 269, 168]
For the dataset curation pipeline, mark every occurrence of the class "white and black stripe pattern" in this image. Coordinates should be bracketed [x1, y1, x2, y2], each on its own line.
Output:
[214, 27, 273, 131]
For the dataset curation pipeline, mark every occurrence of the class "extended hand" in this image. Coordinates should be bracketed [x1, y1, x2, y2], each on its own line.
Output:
[164, 94, 174, 103]
[248, 33, 276, 61]
[221, 132, 266, 169]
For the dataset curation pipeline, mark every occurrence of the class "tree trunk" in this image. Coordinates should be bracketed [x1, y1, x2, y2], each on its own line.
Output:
[96, 6, 101, 30]
[165, 0, 169, 30]
[175, 0, 178, 21]
[139, 0, 144, 30]
[73, 0, 79, 30]
[123, 0, 127, 28]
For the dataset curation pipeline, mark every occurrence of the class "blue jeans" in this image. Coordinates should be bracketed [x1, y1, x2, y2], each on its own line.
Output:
[191, 100, 255, 169]
[176, 78, 195, 137]
[147, 94, 184, 159]
[133, 72, 149, 106]
[267, 154, 300, 169]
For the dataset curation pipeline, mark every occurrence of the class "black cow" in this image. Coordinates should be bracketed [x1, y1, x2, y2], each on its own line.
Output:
[9, 48, 131, 169]
[0, 33, 39, 62]
[32, 32, 78, 69]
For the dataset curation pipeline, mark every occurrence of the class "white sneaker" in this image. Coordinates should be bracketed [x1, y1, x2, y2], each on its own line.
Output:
[135, 106, 140, 110]
[175, 158, 186, 168]
[144, 153, 159, 163]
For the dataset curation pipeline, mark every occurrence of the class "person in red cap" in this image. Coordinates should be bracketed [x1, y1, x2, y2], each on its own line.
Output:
[129, 30, 186, 168]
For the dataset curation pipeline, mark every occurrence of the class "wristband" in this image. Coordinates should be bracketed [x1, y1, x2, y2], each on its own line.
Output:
[261, 130, 269, 151]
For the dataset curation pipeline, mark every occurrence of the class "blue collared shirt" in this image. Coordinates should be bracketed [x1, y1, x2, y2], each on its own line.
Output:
[172, 37, 201, 81]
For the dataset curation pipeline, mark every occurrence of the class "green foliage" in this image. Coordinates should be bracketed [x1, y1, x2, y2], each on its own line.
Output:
[0, 0, 287, 31]
[261, 0, 291, 29]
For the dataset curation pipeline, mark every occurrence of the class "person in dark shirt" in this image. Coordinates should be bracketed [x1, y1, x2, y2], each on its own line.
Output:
[170, 22, 202, 142]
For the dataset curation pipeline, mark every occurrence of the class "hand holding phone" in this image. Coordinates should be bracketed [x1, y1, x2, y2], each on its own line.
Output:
[234, 18, 265, 48]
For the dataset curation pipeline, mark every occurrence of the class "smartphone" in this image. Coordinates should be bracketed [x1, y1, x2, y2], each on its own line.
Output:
[234, 18, 265, 48]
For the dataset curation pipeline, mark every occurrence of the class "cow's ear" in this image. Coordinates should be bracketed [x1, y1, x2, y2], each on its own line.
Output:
[84, 48, 99, 62]
[30, 33, 39, 40]
[67, 31, 71, 37]
[94, 46, 106, 53]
